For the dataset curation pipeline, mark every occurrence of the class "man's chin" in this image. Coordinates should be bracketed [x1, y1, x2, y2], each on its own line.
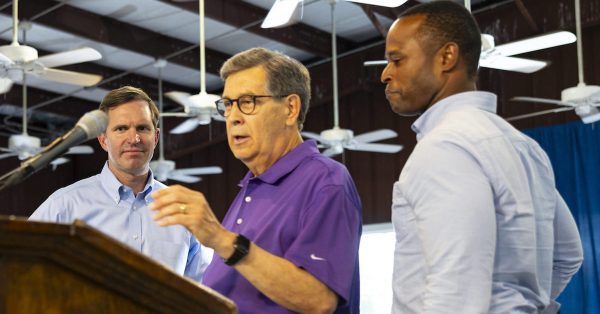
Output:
[396, 111, 421, 117]
[391, 104, 422, 117]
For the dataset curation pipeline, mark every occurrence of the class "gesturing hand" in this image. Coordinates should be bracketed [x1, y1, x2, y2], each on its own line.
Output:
[150, 185, 227, 250]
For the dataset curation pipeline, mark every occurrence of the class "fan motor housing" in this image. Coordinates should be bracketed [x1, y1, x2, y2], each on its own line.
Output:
[0, 45, 38, 63]
[561, 84, 600, 102]
[9, 134, 41, 150]
[150, 160, 176, 181]
[321, 128, 353, 143]
[9, 134, 42, 160]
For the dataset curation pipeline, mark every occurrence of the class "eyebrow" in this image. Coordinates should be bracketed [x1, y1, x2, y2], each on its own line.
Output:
[111, 122, 152, 129]
[385, 51, 403, 60]
[222, 90, 258, 98]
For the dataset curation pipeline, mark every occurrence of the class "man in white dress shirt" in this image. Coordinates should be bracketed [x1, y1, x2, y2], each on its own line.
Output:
[380, 1, 583, 313]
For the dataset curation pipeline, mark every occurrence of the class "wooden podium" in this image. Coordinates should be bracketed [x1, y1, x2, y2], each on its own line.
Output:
[0, 216, 236, 314]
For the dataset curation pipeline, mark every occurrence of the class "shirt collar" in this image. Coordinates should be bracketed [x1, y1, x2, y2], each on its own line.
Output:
[411, 91, 497, 141]
[238, 140, 320, 186]
[99, 162, 156, 204]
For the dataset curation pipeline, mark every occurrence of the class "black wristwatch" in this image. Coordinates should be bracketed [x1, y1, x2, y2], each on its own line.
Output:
[223, 234, 250, 266]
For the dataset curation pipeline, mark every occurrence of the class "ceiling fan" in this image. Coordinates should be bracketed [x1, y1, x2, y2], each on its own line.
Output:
[0, 0, 103, 94]
[507, 0, 600, 124]
[149, 59, 222, 184]
[301, 1, 403, 157]
[161, 0, 224, 134]
[0, 53, 94, 167]
[261, 0, 407, 29]
[364, 0, 576, 73]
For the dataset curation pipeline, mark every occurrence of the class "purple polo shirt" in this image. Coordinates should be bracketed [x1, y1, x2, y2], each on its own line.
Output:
[202, 140, 362, 314]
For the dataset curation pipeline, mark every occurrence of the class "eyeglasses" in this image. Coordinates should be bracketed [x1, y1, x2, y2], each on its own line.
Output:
[215, 95, 288, 117]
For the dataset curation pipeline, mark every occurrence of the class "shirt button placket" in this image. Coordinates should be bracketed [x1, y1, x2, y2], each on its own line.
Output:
[236, 195, 252, 226]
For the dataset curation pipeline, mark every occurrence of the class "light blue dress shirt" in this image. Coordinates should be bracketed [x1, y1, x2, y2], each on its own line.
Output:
[29, 162, 209, 282]
[392, 91, 583, 314]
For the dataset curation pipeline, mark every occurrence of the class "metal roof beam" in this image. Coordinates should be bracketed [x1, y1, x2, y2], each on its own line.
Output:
[2, 2, 229, 75]
[159, 0, 354, 58]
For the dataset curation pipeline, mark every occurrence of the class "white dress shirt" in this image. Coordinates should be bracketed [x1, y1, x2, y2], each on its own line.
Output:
[392, 91, 583, 313]
[30, 162, 210, 282]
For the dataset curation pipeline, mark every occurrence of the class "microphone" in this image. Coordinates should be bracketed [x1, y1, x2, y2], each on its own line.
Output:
[0, 110, 108, 190]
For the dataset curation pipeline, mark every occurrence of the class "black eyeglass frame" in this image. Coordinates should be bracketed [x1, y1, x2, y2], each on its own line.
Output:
[215, 94, 289, 117]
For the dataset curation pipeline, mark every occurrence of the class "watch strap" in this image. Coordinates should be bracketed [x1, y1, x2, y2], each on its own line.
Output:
[224, 234, 250, 266]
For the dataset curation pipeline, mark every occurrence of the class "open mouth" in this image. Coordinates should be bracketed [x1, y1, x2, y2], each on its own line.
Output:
[232, 135, 249, 144]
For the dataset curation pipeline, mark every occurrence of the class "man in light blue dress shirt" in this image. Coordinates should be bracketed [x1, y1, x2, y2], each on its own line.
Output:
[380, 2, 583, 313]
[29, 86, 208, 282]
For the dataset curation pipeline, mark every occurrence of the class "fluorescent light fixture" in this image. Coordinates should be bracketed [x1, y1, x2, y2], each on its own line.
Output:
[348, 0, 407, 7]
[494, 31, 576, 57]
[261, 0, 302, 29]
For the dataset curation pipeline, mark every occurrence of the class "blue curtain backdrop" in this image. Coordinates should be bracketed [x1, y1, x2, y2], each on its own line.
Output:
[523, 121, 600, 314]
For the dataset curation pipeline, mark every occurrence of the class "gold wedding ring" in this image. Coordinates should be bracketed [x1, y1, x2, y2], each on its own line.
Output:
[179, 204, 187, 215]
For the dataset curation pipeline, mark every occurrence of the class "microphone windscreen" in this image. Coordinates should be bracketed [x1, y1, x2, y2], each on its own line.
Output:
[76, 110, 108, 140]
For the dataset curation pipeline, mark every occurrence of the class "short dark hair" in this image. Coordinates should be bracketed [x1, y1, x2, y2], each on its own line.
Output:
[400, 1, 481, 79]
[99, 86, 159, 128]
[220, 47, 311, 131]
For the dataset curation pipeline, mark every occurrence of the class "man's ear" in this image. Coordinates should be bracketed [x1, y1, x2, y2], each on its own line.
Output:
[98, 133, 108, 152]
[437, 42, 460, 73]
[155, 127, 160, 148]
[285, 94, 302, 127]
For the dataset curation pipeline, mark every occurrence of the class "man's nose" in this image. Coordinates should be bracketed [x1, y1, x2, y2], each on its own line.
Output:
[127, 130, 141, 143]
[227, 103, 244, 126]
[381, 64, 392, 83]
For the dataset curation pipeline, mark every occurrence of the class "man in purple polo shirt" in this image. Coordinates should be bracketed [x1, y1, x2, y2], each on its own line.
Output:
[150, 47, 362, 313]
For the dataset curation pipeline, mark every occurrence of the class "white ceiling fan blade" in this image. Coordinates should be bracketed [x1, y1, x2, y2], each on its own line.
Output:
[494, 31, 576, 57]
[172, 166, 222, 176]
[165, 91, 195, 108]
[212, 113, 226, 122]
[66, 145, 94, 155]
[0, 152, 17, 160]
[35, 68, 102, 86]
[0, 77, 13, 93]
[170, 118, 199, 134]
[353, 129, 398, 143]
[505, 106, 574, 122]
[363, 60, 387, 67]
[261, 0, 302, 29]
[511, 96, 576, 107]
[161, 112, 190, 118]
[301, 131, 324, 142]
[168, 173, 202, 183]
[347, 0, 407, 7]
[50, 157, 70, 170]
[479, 56, 548, 73]
[322, 147, 342, 157]
[346, 142, 403, 154]
[36, 47, 102, 68]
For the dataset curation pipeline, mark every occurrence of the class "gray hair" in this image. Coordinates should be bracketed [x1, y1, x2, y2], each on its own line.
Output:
[220, 47, 311, 130]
